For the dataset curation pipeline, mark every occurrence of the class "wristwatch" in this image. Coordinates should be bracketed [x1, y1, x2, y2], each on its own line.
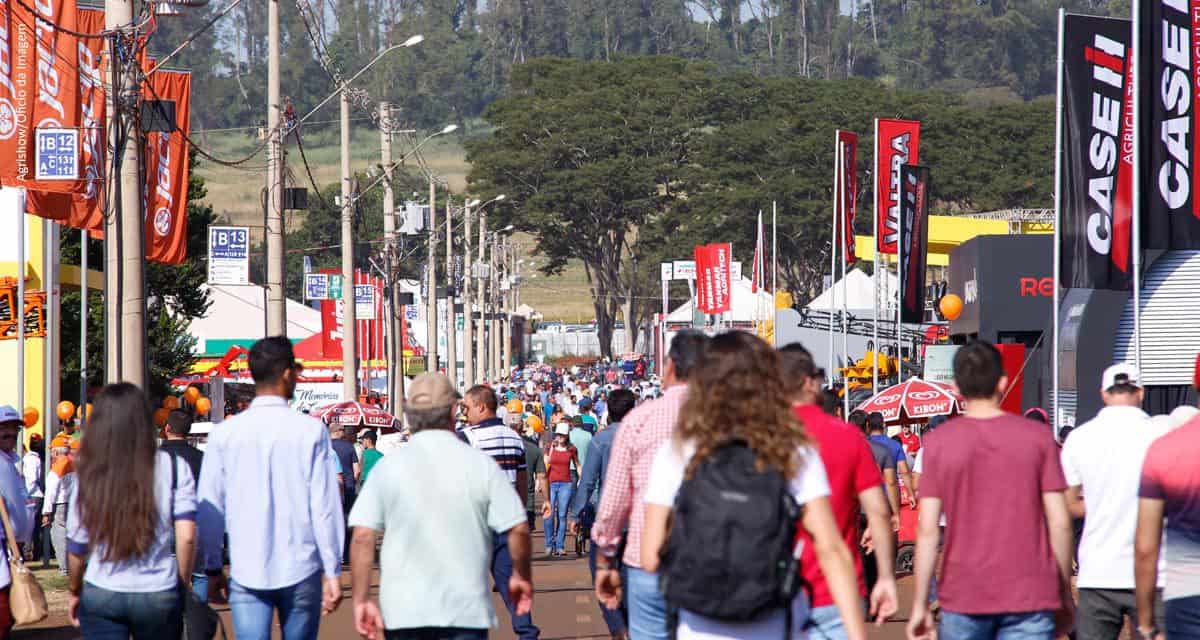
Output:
[1137, 626, 1159, 640]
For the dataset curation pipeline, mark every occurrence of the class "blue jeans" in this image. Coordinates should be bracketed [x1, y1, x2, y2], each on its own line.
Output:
[229, 571, 324, 640]
[385, 628, 487, 640]
[939, 610, 1054, 640]
[626, 567, 669, 640]
[1166, 595, 1200, 639]
[78, 583, 182, 640]
[587, 543, 627, 635]
[548, 482, 574, 553]
[492, 533, 540, 640]
[191, 573, 209, 604]
[807, 604, 847, 640]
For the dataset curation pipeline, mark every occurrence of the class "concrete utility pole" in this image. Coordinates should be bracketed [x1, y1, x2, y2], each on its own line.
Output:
[426, 178, 437, 374]
[476, 208, 488, 383]
[445, 195, 456, 387]
[504, 241, 514, 370]
[265, 0, 285, 336]
[340, 91, 357, 402]
[462, 201, 474, 387]
[491, 238, 502, 378]
[104, 1, 146, 386]
[380, 102, 403, 409]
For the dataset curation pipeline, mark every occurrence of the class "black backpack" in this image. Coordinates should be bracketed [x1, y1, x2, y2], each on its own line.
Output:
[659, 441, 803, 625]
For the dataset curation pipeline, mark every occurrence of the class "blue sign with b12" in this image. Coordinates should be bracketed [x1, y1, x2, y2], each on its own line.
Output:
[35, 129, 79, 181]
[207, 226, 250, 285]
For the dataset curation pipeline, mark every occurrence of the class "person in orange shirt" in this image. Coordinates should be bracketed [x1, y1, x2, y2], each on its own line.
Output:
[42, 436, 76, 576]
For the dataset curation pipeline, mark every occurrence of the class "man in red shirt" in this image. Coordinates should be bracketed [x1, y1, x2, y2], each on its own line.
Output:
[908, 341, 1074, 640]
[898, 424, 921, 456]
[779, 344, 898, 636]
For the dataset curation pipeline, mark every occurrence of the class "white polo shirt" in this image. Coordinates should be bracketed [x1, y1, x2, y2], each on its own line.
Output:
[1061, 405, 1167, 589]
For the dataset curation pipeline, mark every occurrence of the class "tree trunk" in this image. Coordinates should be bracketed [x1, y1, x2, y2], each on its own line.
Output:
[622, 292, 635, 353]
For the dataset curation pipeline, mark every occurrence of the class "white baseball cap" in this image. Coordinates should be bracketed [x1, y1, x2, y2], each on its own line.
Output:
[1101, 363, 1142, 392]
[554, 423, 570, 436]
[0, 406, 21, 425]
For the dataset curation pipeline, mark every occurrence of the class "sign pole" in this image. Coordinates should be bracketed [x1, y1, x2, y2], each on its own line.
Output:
[872, 119, 880, 394]
[828, 132, 838, 385]
[840, 139, 851, 418]
[1052, 8, 1064, 432]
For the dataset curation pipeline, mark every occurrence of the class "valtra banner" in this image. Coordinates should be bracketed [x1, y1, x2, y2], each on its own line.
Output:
[1139, 2, 1200, 249]
[874, 119, 921, 255]
[0, 0, 82, 192]
[1059, 13, 1133, 290]
[143, 69, 192, 264]
[899, 165, 930, 324]
[836, 130, 858, 264]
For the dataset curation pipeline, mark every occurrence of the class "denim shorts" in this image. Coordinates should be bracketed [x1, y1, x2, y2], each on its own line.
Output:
[939, 610, 1054, 640]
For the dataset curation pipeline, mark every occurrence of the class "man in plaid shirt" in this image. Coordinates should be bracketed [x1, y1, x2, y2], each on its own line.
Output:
[591, 330, 709, 640]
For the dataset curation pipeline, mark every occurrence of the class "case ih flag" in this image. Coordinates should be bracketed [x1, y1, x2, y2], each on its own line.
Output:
[142, 69, 192, 264]
[899, 165, 930, 324]
[1139, 2, 1200, 249]
[875, 119, 920, 255]
[836, 130, 859, 264]
[1058, 13, 1133, 290]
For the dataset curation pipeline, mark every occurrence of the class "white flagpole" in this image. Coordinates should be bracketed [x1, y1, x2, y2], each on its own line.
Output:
[872, 120, 880, 393]
[897, 164, 904, 383]
[840, 142, 851, 418]
[772, 201, 778, 295]
[1131, 5, 1142, 373]
[1052, 8, 1065, 431]
[828, 132, 839, 382]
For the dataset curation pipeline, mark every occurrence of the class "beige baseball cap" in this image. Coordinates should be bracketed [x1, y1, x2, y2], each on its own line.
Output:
[406, 372, 461, 411]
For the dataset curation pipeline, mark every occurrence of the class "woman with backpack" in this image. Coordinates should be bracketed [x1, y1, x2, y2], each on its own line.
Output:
[639, 332, 866, 640]
[544, 423, 580, 557]
[65, 382, 198, 639]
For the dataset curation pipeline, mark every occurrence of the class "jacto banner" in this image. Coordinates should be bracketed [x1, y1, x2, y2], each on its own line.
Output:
[1059, 13, 1133, 290]
[899, 164, 930, 323]
[25, 7, 106, 230]
[1139, 2, 1200, 249]
[143, 69, 191, 264]
[836, 130, 858, 264]
[0, 0, 82, 192]
[874, 119, 920, 255]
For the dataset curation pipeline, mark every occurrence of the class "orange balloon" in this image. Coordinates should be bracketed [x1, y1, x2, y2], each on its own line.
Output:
[506, 399, 524, 414]
[525, 415, 543, 433]
[154, 408, 170, 427]
[184, 387, 201, 404]
[939, 294, 964, 322]
[162, 396, 179, 410]
[22, 407, 38, 427]
[78, 403, 92, 421]
[195, 397, 212, 416]
[56, 401, 75, 422]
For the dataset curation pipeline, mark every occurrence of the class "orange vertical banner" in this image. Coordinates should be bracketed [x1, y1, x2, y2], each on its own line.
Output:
[142, 68, 190, 264]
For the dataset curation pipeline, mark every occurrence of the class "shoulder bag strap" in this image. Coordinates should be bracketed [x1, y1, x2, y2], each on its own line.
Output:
[0, 484, 23, 565]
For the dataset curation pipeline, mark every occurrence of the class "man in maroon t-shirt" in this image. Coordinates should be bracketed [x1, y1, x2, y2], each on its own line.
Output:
[907, 341, 1074, 640]
[779, 344, 897, 636]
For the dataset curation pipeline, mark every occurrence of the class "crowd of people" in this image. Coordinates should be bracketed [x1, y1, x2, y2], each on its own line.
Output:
[0, 329, 1195, 640]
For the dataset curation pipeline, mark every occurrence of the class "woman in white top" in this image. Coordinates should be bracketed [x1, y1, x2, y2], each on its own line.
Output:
[640, 332, 866, 640]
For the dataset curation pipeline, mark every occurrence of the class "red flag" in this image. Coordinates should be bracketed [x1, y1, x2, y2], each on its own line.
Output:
[709, 243, 732, 313]
[874, 119, 921, 255]
[837, 130, 859, 264]
[0, 0, 82, 193]
[143, 69, 191, 264]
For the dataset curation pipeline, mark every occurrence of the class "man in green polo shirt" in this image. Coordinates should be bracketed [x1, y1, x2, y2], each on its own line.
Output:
[358, 430, 383, 488]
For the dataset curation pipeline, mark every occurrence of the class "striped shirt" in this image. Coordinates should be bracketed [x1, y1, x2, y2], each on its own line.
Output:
[462, 418, 527, 485]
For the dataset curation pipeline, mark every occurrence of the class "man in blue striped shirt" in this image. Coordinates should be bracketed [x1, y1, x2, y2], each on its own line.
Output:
[462, 385, 540, 640]
[197, 337, 345, 640]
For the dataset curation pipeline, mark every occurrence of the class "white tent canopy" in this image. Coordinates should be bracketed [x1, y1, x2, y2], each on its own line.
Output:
[807, 268, 898, 314]
[188, 285, 322, 353]
[666, 277, 774, 324]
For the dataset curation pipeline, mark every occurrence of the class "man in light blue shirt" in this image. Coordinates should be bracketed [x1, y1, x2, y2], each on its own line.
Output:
[349, 372, 533, 639]
[197, 337, 345, 640]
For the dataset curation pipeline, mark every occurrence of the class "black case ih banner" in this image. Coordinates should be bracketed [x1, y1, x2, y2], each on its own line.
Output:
[1060, 13, 1134, 290]
[1141, 2, 1200, 249]
[899, 165, 930, 324]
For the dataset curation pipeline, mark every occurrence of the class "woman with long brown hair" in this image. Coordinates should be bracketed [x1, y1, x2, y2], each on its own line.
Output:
[65, 382, 197, 639]
[639, 331, 866, 640]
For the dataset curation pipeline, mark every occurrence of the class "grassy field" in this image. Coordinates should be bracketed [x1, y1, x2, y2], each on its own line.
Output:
[193, 127, 597, 321]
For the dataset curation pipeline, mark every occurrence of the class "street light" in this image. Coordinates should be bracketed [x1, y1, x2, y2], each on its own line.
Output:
[295, 35, 426, 129]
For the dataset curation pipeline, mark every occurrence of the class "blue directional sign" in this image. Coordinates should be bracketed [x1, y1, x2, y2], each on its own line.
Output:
[207, 226, 250, 285]
[35, 129, 79, 180]
[305, 273, 329, 301]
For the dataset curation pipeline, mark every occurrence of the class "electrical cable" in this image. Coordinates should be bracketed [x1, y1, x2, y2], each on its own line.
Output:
[291, 128, 330, 211]
[13, 0, 116, 38]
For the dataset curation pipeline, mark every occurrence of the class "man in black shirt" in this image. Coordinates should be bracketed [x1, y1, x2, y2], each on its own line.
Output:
[329, 424, 359, 562]
[159, 409, 209, 600]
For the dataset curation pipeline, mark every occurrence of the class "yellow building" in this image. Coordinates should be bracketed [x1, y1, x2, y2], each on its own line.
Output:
[853, 215, 1053, 267]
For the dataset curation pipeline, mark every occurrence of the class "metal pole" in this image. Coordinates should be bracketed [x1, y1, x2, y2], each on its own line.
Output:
[16, 190, 24, 413]
[872, 119, 880, 393]
[79, 229, 87, 422]
[445, 195, 457, 387]
[44, 221, 61, 447]
[1131, 5, 1142, 373]
[1052, 8, 1064, 431]
[839, 141, 850, 418]
[265, 0, 285, 336]
[828, 132, 838, 385]
[462, 202, 475, 387]
[340, 90, 358, 401]
[476, 209, 487, 383]
[427, 178, 438, 374]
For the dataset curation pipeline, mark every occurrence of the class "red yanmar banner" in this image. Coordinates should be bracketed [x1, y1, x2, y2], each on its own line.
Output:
[26, 7, 106, 229]
[874, 119, 921, 254]
[836, 130, 859, 264]
[0, 0, 82, 192]
[694, 243, 732, 314]
[143, 69, 191, 264]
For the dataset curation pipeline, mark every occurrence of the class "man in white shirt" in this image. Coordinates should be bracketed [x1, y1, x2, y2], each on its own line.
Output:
[0, 407, 32, 632]
[1061, 363, 1166, 639]
[42, 435, 75, 576]
[22, 433, 42, 561]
